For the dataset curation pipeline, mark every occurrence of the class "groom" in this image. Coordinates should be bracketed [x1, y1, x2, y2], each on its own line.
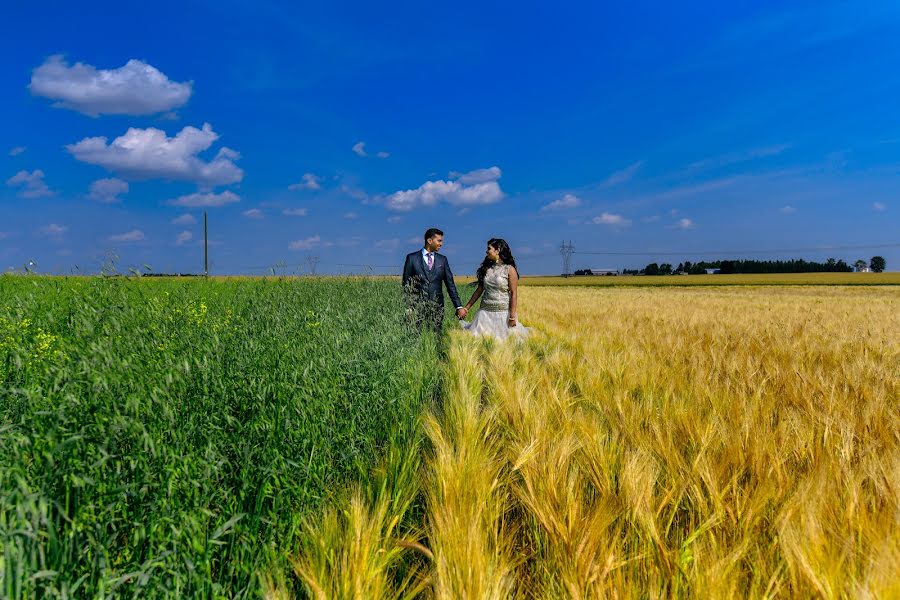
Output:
[402, 228, 466, 331]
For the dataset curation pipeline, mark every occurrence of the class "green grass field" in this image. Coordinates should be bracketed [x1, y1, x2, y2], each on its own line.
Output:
[0, 275, 440, 598]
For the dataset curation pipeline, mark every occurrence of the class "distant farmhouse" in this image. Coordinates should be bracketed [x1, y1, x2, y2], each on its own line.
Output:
[705, 268, 722, 274]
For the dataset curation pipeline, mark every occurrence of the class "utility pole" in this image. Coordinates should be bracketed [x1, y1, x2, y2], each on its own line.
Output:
[560, 240, 574, 277]
[204, 210, 209, 276]
[306, 255, 320, 276]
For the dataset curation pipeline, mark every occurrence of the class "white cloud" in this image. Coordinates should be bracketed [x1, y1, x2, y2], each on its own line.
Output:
[376, 151, 390, 159]
[688, 144, 791, 171]
[387, 216, 402, 224]
[88, 178, 128, 203]
[352, 141, 367, 157]
[37, 223, 67, 240]
[451, 166, 502, 185]
[602, 161, 643, 186]
[375, 238, 400, 250]
[242, 208, 263, 219]
[541, 193, 582, 211]
[780, 205, 797, 214]
[288, 173, 321, 191]
[289, 235, 321, 251]
[673, 218, 695, 229]
[171, 213, 196, 225]
[109, 229, 145, 242]
[386, 166, 504, 211]
[175, 230, 193, 245]
[6, 170, 54, 198]
[169, 190, 240, 208]
[29, 55, 192, 116]
[343, 211, 359, 219]
[340, 184, 370, 202]
[872, 202, 887, 211]
[591, 212, 631, 226]
[282, 207, 308, 217]
[67, 123, 243, 187]
[9, 147, 25, 156]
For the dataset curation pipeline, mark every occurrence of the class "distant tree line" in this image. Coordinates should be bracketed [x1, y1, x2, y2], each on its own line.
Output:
[573, 256, 887, 276]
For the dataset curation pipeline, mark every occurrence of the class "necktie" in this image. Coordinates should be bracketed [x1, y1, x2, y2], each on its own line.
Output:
[427, 253, 434, 270]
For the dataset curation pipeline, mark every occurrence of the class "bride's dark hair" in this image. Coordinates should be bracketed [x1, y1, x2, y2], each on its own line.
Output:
[476, 238, 517, 285]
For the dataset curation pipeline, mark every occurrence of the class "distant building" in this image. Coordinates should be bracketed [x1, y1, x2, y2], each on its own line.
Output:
[590, 269, 619, 276]
[705, 268, 721, 274]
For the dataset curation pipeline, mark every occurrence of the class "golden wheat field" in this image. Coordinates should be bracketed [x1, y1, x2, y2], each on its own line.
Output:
[275, 285, 900, 599]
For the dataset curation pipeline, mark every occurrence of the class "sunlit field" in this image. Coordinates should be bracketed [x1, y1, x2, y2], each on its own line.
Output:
[519, 271, 900, 286]
[3, 276, 897, 598]
[288, 284, 899, 598]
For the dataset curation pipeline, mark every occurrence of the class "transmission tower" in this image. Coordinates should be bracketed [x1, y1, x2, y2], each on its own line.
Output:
[306, 255, 320, 275]
[559, 240, 574, 277]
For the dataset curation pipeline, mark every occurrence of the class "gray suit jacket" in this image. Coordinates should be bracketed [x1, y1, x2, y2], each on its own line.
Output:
[402, 250, 462, 308]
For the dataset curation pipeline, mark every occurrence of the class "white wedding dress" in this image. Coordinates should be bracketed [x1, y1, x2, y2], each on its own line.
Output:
[460, 263, 530, 340]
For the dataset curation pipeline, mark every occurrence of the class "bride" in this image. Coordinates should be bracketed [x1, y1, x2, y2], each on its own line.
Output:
[459, 238, 529, 339]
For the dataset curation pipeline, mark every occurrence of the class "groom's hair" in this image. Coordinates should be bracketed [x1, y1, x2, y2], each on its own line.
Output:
[424, 228, 443, 242]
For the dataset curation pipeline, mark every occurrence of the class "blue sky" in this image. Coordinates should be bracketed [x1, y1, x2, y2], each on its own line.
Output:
[2, 0, 899, 275]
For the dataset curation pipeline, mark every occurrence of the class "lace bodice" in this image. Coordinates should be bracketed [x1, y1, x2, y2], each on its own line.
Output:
[480, 264, 511, 311]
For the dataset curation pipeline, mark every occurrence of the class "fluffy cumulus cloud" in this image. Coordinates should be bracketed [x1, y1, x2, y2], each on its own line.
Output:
[386, 166, 504, 211]
[673, 218, 695, 230]
[288, 173, 321, 191]
[67, 123, 243, 187]
[289, 235, 321, 251]
[282, 208, 308, 217]
[29, 55, 192, 116]
[6, 170, 54, 198]
[242, 208, 263, 219]
[168, 190, 240, 208]
[9, 147, 25, 156]
[591, 212, 631, 226]
[109, 229, 145, 242]
[352, 142, 367, 157]
[171, 213, 196, 225]
[542, 193, 582, 211]
[376, 151, 390, 159]
[175, 230, 193, 245]
[89, 178, 128, 203]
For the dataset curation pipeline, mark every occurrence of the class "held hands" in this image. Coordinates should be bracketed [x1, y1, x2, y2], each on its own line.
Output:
[456, 307, 468, 319]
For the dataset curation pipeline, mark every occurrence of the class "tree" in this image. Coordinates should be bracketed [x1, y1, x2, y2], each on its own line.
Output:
[853, 259, 867, 272]
[644, 262, 660, 276]
[660, 263, 673, 275]
[870, 256, 886, 273]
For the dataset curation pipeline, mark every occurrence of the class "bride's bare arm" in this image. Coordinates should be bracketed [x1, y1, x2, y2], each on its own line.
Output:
[508, 267, 519, 325]
[464, 285, 484, 310]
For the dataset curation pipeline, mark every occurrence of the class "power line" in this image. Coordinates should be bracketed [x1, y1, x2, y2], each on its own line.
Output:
[574, 242, 900, 257]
